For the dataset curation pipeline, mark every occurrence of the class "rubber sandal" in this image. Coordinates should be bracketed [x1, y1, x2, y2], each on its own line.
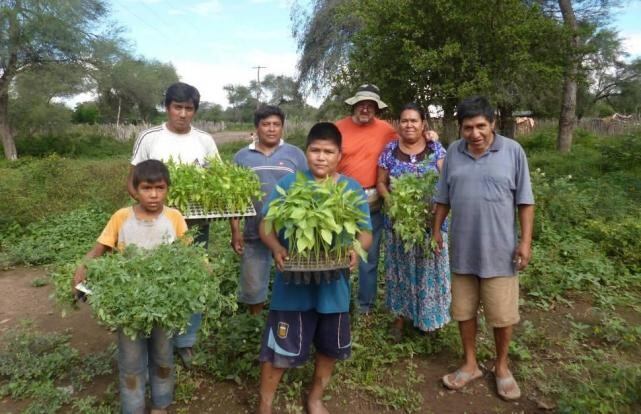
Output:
[442, 368, 483, 390]
[496, 372, 521, 401]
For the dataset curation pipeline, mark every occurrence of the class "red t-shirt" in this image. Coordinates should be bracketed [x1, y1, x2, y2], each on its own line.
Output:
[336, 116, 397, 188]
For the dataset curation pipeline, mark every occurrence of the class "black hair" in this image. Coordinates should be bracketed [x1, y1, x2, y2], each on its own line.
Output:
[456, 96, 494, 124]
[306, 122, 342, 150]
[254, 105, 285, 127]
[164, 82, 200, 111]
[132, 159, 171, 188]
[399, 103, 426, 121]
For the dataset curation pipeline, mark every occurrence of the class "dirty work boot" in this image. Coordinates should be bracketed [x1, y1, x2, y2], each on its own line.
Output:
[176, 347, 193, 369]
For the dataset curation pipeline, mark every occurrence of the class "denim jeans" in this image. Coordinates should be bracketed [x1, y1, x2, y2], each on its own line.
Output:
[174, 220, 209, 349]
[238, 239, 273, 304]
[173, 313, 202, 348]
[358, 210, 384, 312]
[118, 327, 174, 414]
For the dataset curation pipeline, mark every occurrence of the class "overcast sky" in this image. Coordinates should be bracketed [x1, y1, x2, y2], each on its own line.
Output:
[108, 0, 641, 108]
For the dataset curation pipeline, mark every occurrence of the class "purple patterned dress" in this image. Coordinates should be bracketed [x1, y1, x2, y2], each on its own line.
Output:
[378, 139, 451, 332]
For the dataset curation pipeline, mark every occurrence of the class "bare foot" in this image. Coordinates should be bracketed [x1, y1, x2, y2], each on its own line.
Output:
[256, 400, 272, 414]
[307, 398, 330, 414]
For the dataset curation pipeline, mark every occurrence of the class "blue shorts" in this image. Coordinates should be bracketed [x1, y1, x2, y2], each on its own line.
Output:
[259, 310, 351, 368]
[238, 239, 273, 304]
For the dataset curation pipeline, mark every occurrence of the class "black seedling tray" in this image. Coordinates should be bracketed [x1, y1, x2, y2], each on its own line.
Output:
[282, 255, 350, 285]
[181, 202, 257, 221]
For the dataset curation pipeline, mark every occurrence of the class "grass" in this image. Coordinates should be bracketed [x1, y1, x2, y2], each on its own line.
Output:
[0, 130, 640, 412]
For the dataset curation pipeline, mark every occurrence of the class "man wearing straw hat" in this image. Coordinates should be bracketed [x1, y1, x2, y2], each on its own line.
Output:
[335, 84, 396, 314]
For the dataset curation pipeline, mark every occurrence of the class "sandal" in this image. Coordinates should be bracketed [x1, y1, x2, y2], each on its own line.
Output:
[496, 372, 521, 401]
[442, 368, 483, 390]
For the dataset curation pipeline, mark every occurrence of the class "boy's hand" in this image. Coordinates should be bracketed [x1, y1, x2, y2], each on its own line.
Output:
[272, 246, 289, 271]
[72, 266, 86, 295]
[230, 230, 244, 255]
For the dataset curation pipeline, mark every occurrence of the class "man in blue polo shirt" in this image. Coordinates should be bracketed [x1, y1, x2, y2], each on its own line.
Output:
[257, 122, 373, 414]
[432, 96, 534, 402]
[230, 105, 306, 315]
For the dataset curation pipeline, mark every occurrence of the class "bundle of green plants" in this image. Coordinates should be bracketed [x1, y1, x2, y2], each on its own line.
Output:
[386, 170, 439, 251]
[263, 172, 368, 265]
[76, 242, 222, 340]
[166, 157, 262, 214]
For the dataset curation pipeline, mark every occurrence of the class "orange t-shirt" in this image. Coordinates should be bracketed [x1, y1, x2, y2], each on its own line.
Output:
[336, 117, 397, 188]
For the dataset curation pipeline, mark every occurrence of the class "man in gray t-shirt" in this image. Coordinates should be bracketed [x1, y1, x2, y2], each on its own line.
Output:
[432, 96, 534, 402]
[230, 106, 306, 315]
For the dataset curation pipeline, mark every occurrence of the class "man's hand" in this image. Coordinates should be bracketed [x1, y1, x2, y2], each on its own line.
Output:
[513, 241, 532, 271]
[348, 249, 359, 271]
[230, 230, 244, 255]
[272, 246, 289, 271]
[431, 229, 444, 254]
[424, 130, 439, 142]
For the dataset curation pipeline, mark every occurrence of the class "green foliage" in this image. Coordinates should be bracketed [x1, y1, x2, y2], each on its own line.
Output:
[386, 170, 439, 251]
[264, 172, 369, 261]
[167, 158, 262, 213]
[72, 102, 102, 124]
[15, 133, 132, 158]
[82, 242, 223, 340]
[0, 207, 110, 266]
[0, 155, 129, 227]
[0, 323, 115, 413]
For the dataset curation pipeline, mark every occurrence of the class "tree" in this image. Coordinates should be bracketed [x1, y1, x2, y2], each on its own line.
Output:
[0, 0, 115, 159]
[223, 84, 256, 122]
[96, 57, 178, 124]
[343, 0, 564, 139]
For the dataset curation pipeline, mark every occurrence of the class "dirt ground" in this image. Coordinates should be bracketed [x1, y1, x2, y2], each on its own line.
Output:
[0, 266, 546, 413]
[212, 131, 254, 146]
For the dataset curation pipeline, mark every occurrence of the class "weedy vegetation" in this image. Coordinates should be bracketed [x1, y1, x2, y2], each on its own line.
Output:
[0, 130, 640, 413]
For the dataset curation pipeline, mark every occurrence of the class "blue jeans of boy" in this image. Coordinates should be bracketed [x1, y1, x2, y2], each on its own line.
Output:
[118, 327, 174, 414]
[358, 210, 384, 313]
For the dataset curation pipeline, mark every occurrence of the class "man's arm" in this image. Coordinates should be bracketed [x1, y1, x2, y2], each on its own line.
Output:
[259, 219, 288, 271]
[126, 165, 137, 200]
[431, 203, 450, 254]
[229, 218, 244, 255]
[514, 204, 534, 271]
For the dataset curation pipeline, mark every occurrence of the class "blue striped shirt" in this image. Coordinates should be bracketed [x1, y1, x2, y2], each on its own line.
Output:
[234, 141, 307, 239]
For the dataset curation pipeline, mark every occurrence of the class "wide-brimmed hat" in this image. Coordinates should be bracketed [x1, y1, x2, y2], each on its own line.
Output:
[344, 84, 388, 109]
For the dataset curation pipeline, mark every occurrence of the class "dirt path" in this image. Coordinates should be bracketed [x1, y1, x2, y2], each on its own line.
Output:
[0, 266, 544, 413]
[212, 131, 253, 146]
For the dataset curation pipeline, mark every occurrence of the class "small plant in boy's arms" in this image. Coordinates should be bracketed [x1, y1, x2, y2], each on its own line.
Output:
[263, 172, 369, 266]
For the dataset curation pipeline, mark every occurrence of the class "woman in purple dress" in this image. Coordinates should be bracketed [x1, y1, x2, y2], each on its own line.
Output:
[376, 103, 451, 341]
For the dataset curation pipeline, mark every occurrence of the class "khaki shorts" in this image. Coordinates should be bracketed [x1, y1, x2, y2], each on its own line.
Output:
[451, 273, 520, 328]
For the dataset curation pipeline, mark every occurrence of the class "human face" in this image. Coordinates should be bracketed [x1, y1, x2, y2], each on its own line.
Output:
[256, 115, 283, 148]
[399, 109, 425, 144]
[351, 100, 377, 125]
[135, 180, 168, 214]
[305, 139, 342, 180]
[460, 115, 495, 155]
[166, 100, 195, 134]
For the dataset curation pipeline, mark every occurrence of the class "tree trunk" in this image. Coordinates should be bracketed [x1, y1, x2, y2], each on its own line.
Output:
[557, 0, 579, 154]
[441, 99, 458, 145]
[497, 105, 516, 138]
[0, 86, 17, 160]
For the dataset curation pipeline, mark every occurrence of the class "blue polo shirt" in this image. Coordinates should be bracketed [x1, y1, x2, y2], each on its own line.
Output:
[234, 140, 306, 240]
[434, 135, 534, 278]
[262, 171, 372, 313]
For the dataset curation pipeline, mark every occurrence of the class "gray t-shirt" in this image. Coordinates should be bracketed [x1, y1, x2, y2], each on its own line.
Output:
[233, 141, 307, 239]
[434, 135, 534, 278]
